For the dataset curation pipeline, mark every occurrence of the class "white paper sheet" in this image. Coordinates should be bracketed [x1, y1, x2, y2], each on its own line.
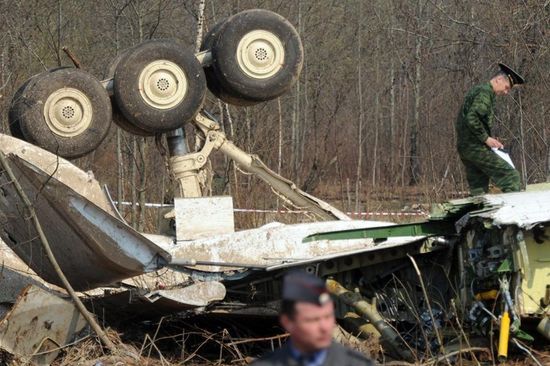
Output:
[492, 148, 515, 169]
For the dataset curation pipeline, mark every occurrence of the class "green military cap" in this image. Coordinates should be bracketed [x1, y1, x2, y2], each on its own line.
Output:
[498, 63, 525, 87]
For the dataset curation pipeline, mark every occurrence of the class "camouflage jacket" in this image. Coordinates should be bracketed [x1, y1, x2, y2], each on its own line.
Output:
[455, 82, 495, 151]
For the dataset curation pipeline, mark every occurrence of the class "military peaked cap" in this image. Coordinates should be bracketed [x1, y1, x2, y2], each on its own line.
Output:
[498, 63, 525, 86]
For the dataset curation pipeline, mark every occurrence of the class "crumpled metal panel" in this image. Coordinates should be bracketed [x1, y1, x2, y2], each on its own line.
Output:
[467, 190, 550, 228]
[90, 282, 226, 319]
[171, 220, 424, 272]
[0, 239, 56, 304]
[0, 134, 116, 216]
[144, 281, 226, 307]
[0, 154, 170, 291]
[0, 285, 87, 365]
[0, 266, 50, 305]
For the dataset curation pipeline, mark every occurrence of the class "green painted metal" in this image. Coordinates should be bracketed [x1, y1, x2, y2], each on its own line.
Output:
[498, 258, 512, 273]
[514, 328, 535, 342]
[303, 220, 456, 243]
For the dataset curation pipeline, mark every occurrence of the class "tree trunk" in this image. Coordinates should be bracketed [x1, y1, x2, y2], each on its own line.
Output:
[194, 0, 206, 53]
[130, 1, 144, 228]
[372, 36, 380, 187]
[401, 88, 409, 189]
[56, 0, 62, 66]
[292, 0, 302, 182]
[389, 58, 395, 180]
[354, 0, 363, 213]
[408, 28, 422, 186]
[518, 91, 527, 188]
[137, 139, 147, 231]
[116, 130, 124, 212]
[131, 137, 137, 229]
[114, 10, 124, 213]
[300, 58, 308, 168]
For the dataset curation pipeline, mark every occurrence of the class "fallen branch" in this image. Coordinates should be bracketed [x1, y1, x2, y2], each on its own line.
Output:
[225, 333, 289, 347]
[62, 46, 81, 68]
[423, 347, 491, 366]
[32, 335, 92, 356]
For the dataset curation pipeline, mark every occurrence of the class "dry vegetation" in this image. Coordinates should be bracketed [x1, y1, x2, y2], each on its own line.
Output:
[0, 0, 548, 230]
[48, 324, 548, 365]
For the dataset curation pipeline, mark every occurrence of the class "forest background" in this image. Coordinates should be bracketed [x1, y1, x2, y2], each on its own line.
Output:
[0, 0, 548, 230]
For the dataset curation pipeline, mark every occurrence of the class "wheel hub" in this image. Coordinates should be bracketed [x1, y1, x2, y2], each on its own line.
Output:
[138, 60, 188, 110]
[236, 30, 285, 79]
[43, 88, 93, 137]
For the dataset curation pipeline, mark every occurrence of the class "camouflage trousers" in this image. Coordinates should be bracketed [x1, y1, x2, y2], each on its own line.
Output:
[458, 146, 520, 196]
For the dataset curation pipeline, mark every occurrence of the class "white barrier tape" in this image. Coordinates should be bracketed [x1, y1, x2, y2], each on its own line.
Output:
[235, 208, 427, 216]
[114, 201, 427, 216]
[347, 211, 428, 217]
[234, 208, 304, 214]
[116, 201, 170, 208]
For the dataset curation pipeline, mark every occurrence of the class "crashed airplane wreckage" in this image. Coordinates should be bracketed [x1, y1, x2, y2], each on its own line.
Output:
[0, 8, 548, 364]
[1, 114, 549, 364]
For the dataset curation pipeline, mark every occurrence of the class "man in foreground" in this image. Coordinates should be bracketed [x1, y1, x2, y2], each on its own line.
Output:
[252, 270, 373, 365]
[455, 63, 525, 196]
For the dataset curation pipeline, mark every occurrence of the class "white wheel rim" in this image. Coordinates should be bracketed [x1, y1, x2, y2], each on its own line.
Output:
[43, 88, 93, 137]
[236, 30, 285, 79]
[138, 60, 188, 110]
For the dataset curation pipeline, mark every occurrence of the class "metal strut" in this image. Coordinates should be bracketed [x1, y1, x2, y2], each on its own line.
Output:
[168, 111, 349, 221]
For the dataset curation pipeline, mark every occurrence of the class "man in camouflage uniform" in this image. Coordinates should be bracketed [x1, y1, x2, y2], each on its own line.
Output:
[456, 63, 525, 196]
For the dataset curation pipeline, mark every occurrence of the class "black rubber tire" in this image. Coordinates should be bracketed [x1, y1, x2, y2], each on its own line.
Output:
[201, 20, 227, 99]
[201, 20, 259, 107]
[8, 78, 35, 141]
[113, 39, 206, 133]
[210, 9, 303, 103]
[104, 47, 134, 80]
[10, 68, 112, 159]
[105, 48, 154, 136]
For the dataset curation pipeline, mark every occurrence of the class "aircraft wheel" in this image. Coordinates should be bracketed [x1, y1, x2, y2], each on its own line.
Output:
[201, 20, 257, 106]
[113, 39, 206, 133]
[208, 9, 303, 104]
[9, 68, 112, 159]
[105, 47, 154, 136]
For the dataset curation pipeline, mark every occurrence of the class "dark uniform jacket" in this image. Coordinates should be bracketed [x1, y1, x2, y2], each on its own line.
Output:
[455, 82, 495, 152]
[251, 342, 374, 366]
